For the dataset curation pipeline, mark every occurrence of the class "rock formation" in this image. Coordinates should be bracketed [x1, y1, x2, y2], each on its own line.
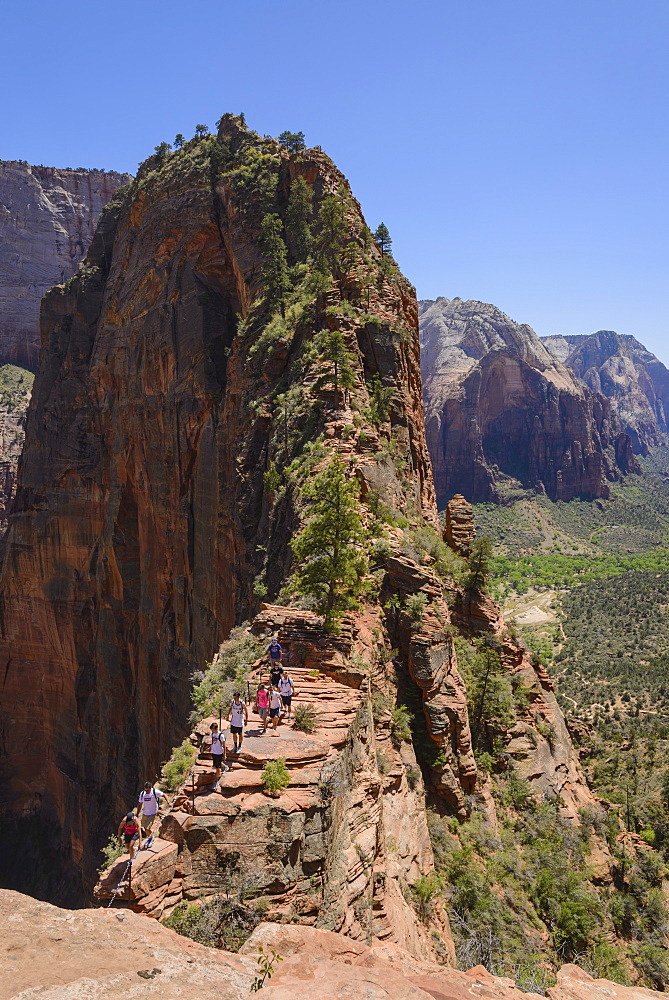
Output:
[444, 494, 474, 556]
[3, 891, 666, 1000]
[0, 122, 623, 977]
[0, 118, 436, 903]
[419, 298, 639, 506]
[0, 160, 131, 369]
[543, 331, 669, 454]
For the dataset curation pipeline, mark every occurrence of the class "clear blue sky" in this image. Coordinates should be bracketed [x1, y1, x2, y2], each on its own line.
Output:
[2, 0, 668, 361]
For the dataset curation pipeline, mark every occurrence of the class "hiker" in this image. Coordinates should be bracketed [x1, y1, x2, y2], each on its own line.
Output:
[137, 782, 164, 843]
[268, 685, 282, 734]
[118, 811, 142, 860]
[255, 682, 270, 733]
[208, 722, 229, 786]
[266, 637, 283, 679]
[279, 671, 296, 720]
[227, 692, 249, 753]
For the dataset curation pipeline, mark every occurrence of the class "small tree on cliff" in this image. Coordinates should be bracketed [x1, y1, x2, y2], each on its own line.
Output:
[260, 213, 290, 312]
[285, 176, 313, 263]
[174, 134, 185, 149]
[373, 222, 392, 256]
[314, 193, 348, 275]
[278, 130, 306, 153]
[291, 458, 368, 626]
[466, 536, 493, 592]
[312, 329, 357, 408]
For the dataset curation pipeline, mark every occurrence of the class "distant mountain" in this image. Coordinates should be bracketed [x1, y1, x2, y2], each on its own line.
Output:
[0, 160, 131, 369]
[419, 298, 638, 507]
[542, 331, 669, 454]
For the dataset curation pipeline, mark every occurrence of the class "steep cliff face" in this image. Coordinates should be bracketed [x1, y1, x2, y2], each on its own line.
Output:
[0, 118, 435, 903]
[543, 331, 669, 454]
[419, 298, 638, 507]
[0, 363, 33, 530]
[0, 160, 131, 369]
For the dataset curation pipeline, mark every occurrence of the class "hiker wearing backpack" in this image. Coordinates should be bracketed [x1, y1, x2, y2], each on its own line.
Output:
[255, 682, 270, 734]
[208, 722, 229, 787]
[279, 671, 296, 720]
[266, 638, 283, 687]
[227, 692, 249, 752]
[117, 811, 142, 860]
[138, 782, 164, 841]
[268, 685, 282, 734]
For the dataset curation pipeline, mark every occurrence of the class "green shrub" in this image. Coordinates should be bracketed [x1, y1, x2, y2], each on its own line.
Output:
[98, 835, 124, 874]
[262, 758, 290, 794]
[406, 592, 428, 622]
[162, 739, 197, 790]
[390, 705, 412, 745]
[293, 702, 319, 733]
[410, 872, 443, 923]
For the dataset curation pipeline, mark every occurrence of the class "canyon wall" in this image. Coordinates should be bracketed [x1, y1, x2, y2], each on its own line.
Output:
[0, 118, 436, 903]
[543, 331, 669, 454]
[419, 298, 638, 507]
[0, 161, 131, 369]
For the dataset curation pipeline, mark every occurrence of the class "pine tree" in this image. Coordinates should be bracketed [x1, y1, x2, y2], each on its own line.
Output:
[291, 458, 368, 622]
[466, 536, 493, 591]
[368, 375, 393, 424]
[194, 124, 209, 137]
[373, 222, 392, 255]
[154, 142, 172, 160]
[260, 213, 290, 311]
[314, 194, 347, 275]
[312, 330, 357, 408]
[278, 131, 306, 153]
[173, 134, 185, 149]
[285, 176, 313, 263]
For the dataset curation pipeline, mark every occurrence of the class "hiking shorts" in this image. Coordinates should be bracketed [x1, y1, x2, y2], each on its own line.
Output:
[269, 707, 280, 718]
[230, 724, 243, 735]
[281, 695, 292, 706]
[212, 753, 224, 768]
[124, 832, 139, 846]
[141, 813, 157, 833]
[257, 707, 269, 719]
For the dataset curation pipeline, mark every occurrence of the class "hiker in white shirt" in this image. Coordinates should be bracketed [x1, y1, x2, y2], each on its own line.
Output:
[208, 722, 229, 788]
[278, 672, 296, 720]
[138, 782, 164, 840]
[227, 692, 249, 753]
[268, 685, 282, 734]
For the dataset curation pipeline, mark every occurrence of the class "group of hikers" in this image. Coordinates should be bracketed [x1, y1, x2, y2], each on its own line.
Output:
[116, 638, 295, 861]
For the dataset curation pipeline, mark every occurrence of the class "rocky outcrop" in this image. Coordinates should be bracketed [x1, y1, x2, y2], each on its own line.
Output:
[0, 160, 131, 369]
[0, 118, 436, 903]
[96, 606, 447, 960]
[543, 331, 669, 454]
[6, 892, 665, 1000]
[444, 494, 474, 556]
[419, 298, 639, 506]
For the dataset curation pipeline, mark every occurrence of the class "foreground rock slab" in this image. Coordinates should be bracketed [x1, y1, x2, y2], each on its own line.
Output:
[0, 889, 254, 1000]
[3, 896, 664, 1000]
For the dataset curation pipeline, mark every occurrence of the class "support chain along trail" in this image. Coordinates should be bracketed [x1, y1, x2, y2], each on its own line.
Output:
[107, 856, 133, 908]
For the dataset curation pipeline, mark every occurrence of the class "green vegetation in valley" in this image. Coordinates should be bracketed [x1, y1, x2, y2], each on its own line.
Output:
[0, 364, 34, 411]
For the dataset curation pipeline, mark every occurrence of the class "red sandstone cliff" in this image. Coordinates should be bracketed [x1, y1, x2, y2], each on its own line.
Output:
[419, 298, 639, 506]
[0, 118, 435, 902]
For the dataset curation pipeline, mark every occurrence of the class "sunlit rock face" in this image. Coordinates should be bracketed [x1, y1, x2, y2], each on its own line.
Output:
[0, 119, 436, 904]
[419, 298, 638, 506]
[0, 161, 131, 368]
[544, 331, 669, 454]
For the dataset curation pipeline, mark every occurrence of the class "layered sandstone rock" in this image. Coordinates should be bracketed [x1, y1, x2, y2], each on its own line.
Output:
[0, 119, 435, 902]
[444, 494, 474, 556]
[543, 331, 669, 454]
[0, 160, 131, 369]
[95, 606, 450, 960]
[5, 893, 664, 1000]
[419, 298, 639, 506]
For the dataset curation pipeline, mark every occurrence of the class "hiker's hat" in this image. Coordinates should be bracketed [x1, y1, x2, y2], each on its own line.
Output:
[126, 812, 134, 821]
